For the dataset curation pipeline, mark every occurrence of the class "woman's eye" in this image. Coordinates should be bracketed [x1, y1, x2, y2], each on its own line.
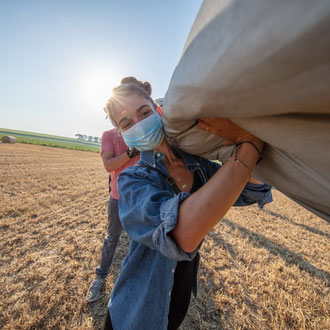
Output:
[142, 110, 152, 117]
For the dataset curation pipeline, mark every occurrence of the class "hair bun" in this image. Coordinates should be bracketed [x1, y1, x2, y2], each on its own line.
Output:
[120, 76, 139, 85]
[120, 76, 152, 96]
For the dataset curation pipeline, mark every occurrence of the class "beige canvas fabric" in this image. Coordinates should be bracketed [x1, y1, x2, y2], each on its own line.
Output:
[163, 0, 330, 221]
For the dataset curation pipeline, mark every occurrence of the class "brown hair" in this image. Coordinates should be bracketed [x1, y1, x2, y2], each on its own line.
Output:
[104, 77, 157, 127]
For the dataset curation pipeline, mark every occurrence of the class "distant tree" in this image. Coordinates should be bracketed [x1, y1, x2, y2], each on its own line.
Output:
[88, 136, 93, 142]
[93, 137, 99, 143]
[82, 135, 87, 140]
[75, 134, 83, 140]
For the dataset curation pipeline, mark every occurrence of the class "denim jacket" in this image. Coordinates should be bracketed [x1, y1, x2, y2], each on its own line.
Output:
[109, 147, 272, 330]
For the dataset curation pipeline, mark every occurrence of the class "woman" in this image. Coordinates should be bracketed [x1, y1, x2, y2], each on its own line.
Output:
[103, 77, 272, 329]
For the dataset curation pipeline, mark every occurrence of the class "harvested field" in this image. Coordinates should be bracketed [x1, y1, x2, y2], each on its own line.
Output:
[0, 128, 100, 152]
[0, 143, 329, 329]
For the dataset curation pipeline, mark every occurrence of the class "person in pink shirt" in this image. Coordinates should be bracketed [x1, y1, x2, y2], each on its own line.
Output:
[86, 128, 139, 302]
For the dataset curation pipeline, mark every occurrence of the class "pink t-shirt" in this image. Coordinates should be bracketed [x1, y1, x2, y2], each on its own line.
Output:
[101, 129, 139, 200]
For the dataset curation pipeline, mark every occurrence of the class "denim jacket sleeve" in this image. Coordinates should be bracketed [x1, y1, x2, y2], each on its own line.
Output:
[234, 182, 273, 208]
[118, 166, 198, 261]
[198, 156, 273, 209]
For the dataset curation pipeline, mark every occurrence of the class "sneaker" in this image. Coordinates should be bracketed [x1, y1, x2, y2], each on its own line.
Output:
[86, 277, 105, 302]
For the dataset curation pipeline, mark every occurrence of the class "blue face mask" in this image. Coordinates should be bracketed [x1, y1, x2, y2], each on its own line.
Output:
[121, 112, 164, 151]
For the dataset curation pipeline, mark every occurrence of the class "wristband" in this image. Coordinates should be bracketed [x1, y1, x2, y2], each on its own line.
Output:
[231, 141, 263, 164]
[127, 148, 140, 159]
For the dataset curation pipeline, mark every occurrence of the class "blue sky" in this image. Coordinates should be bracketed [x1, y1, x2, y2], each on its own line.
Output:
[0, 0, 202, 138]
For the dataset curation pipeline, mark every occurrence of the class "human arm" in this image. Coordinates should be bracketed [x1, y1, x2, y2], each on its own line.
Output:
[118, 167, 197, 261]
[100, 130, 139, 172]
[171, 142, 261, 252]
[200, 156, 272, 209]
[170, 117, 271, 252]
[101, 151, 130, 173]
[198, 117, 264, 184]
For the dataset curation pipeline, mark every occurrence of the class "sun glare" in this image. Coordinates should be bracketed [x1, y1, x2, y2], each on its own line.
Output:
[76, 67, 121, 110]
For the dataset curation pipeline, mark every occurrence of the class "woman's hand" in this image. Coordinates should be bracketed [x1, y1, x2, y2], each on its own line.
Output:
[198, 117, 264, 152]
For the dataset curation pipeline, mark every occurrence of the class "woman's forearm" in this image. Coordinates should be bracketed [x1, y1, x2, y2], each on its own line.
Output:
[172, 143, 259, 252]
[102, 151, 130, 172]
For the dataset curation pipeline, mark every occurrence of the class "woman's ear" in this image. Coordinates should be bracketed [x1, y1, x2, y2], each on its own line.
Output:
[143, 82, 152, 96]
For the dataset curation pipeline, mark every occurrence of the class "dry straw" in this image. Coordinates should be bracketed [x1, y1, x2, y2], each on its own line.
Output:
[0, 143, 329, 329]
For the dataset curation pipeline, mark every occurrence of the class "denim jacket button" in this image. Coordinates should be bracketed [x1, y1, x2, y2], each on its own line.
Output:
[171, 268, 175, 273]
[169, 291, 171, 296]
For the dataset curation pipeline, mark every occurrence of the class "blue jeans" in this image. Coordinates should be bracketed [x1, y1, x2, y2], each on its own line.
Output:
[96, 198, 122, 279]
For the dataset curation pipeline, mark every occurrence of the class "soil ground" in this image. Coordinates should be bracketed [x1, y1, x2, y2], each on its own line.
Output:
[0, 143, 329, 329]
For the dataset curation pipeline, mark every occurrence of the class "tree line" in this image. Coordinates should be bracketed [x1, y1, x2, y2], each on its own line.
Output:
[75, 134, 101, 143]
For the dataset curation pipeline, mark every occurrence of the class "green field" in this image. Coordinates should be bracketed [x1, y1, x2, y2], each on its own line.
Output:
[0, 128, 100, 152]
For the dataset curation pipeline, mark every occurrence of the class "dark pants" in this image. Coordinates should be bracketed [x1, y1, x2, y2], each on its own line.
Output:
[103, 309, 113, 330]
[167, 258, 196, 330]
[96, 198, 122, 279]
